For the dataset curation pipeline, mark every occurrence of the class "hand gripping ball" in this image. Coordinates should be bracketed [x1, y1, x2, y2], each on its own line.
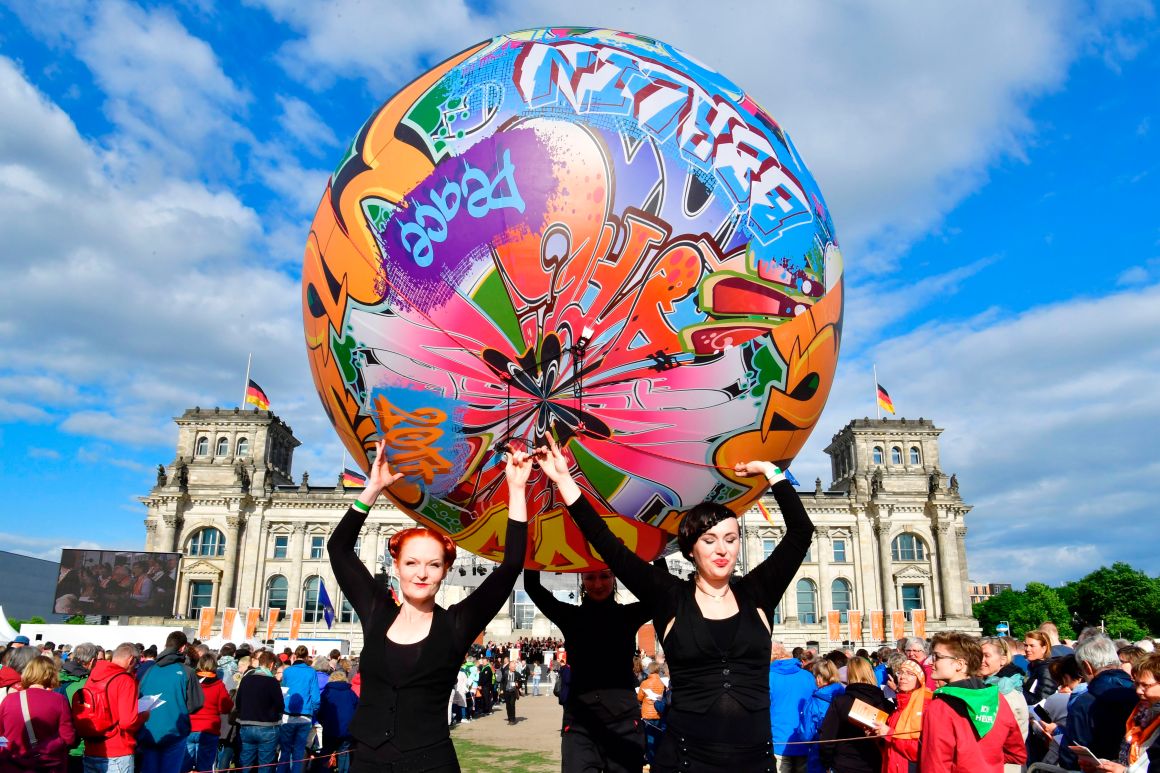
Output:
[303, 27, 844, 571]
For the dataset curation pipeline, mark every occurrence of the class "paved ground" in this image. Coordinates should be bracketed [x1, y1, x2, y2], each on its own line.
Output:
[451, 690, 563, 761]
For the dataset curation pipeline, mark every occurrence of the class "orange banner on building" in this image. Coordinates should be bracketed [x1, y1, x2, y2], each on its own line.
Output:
[197, 607, 215, 641]
[265, 608, 281, 642]
[827, 610, 842, 642]
[244, 608, 261, 640]
[849, 610, 863, 643]
[221, 608, 237, 641]
[289, 608, 304, 640]
[912, 609, 927, 640]
[870, 611, 885, 642]
[891, 610, 906, 642]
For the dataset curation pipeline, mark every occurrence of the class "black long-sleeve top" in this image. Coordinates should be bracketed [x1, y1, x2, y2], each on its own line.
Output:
[567, 480, 812, 734]
[328, 506, 527, 752]
[523, 570, 649, 698]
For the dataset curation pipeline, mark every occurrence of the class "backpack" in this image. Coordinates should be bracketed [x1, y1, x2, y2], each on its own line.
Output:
[72, 672, 129, 738]
[553, 675, 564, 697]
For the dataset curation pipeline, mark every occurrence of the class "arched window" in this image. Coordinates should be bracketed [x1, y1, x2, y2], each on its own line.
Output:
[872, 446, 884, 465]
[891, 446, 903, 465]
[831, 578, 852, 623]
[215, 436, 229, 456]
[236, 437, 250, 456]
[910, 446, 921, 465]
[195, 436, 209, 456]
[303, 576, 322, 623]
[891, 533, 927, 561]
[796, 579, 818, 624]
[340, 597, 358, 624]
[265, 575, 288, 612]
[187, 527, 225, 557]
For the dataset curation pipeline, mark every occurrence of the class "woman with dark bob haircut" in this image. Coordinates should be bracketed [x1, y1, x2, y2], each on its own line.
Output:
[533, 436, 813, 772]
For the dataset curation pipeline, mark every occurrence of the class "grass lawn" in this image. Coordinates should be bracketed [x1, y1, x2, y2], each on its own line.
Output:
[452, 737, 556, 772]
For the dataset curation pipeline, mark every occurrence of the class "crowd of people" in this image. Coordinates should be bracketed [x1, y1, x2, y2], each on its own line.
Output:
[4, 439, 1159, 772]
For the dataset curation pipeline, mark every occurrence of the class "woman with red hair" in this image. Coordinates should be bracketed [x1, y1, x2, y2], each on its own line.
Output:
[328, 439, 531, 772]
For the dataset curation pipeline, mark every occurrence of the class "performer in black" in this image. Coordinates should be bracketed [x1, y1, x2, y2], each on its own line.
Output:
[524, 566, 649, 771]
[536, 437, 813, 773]
[328, 439, 532, 772]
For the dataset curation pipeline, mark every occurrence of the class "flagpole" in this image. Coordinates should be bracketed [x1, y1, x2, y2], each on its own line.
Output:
[241, 353, 252, 409]
[874, 364, 880, 420]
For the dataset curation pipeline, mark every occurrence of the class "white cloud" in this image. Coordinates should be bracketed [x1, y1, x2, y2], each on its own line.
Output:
[250, 0, 1150, 274]
[27, 447, 62, 460]
[791, 281, 1160, 586]
[276, 95, 339, 152]
[0, 532, 107, 561]
[0, 57, 314, 453]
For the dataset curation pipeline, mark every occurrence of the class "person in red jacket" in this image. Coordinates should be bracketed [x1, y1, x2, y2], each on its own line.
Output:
[920, 631, 1027, 773]
[876, 658, 933, 773]
[185, 654, 234, 773]
[81, 643, 149, 773]
[0, 655, 77, 772]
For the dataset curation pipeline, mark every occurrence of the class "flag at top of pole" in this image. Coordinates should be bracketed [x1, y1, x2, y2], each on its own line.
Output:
[245, 379, 270, 410]
[877, 383, 896, 415]
[873, 364, 895, 419]
[341, 468, 367, 488]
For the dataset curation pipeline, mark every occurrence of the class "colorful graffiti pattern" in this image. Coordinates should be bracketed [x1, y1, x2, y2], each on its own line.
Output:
[303, 28, 844, 571]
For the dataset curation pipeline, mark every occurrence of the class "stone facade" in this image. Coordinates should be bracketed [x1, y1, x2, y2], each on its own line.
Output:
[141, 409, 978, 647]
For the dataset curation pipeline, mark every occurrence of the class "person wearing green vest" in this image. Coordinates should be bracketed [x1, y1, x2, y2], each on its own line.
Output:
[919, 631, 1027, 772]
[58, 641, 100, 772]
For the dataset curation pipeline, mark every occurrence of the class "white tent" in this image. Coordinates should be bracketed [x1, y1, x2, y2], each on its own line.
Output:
[0, 606, 23, 644]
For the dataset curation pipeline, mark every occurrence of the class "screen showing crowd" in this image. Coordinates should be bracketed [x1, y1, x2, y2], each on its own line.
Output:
[54, 549, 180, 616]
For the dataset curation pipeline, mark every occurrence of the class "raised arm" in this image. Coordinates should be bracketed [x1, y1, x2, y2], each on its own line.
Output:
[735, 462, 814, 615]
[523, 570, 575, 628]
[327, 439, 404, 623]
[538, 436, 674, 605]
[451, 450, 532, 646]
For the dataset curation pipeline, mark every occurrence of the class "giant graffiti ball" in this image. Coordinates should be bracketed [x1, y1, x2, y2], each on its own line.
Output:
[303, 28, 844, 571]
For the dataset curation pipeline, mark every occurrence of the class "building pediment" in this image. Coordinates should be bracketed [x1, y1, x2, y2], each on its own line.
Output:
[893, 564, 931, 581]
[181, 559, 223, 579]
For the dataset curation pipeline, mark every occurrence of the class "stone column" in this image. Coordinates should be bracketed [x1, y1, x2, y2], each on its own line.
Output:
[875, 518, 894, 614]
[159, 513, 180, 554]
[286, 524, 307, 607]
[816, 527, 832, 624]
[935, 523, 963, 617]
[955, 526, 971, 613]
[219, 513, 245, 609]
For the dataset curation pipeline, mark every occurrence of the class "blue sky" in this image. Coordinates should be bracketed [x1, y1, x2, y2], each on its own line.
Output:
[0, 1, 1157, 588]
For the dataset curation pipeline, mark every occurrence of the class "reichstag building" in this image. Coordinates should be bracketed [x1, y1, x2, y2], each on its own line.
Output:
[140, 408, 978, 647]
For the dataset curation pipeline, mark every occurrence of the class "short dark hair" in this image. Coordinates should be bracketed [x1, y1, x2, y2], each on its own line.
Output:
[930, 632, 983, 676]
[165, 630, 188, 650]
[220, 643, 236, 657]
[677, 502, 736, 558]
[1049, 654, 1082, 683]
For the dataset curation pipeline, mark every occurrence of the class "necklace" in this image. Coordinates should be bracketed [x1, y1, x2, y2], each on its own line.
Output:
[695, 581, 730, 600]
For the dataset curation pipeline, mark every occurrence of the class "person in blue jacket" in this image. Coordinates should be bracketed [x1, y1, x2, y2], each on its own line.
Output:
[314, 669, 359, 773]
[137, 631, 205, 773]
[279, 644, 322, 773]
[799, 659, 844, 773]
[769, 641, 817, 773]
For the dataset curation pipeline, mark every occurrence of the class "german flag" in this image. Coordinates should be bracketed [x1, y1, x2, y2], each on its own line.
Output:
[245, 379, 270, 410]
[341, 468, 367, 488]
[876, 383, 896, 415]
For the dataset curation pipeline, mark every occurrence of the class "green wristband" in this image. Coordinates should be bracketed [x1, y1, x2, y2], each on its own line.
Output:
[352, 500, 371, 514]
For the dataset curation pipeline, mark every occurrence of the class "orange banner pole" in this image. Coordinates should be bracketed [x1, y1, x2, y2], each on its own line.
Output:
[912, 609, 927, 640]
[848, 610, 863, 644]
[197, 607, 215, 640]
[244, 608, 261, 640]
[289, 608, 304, 640]
[870, 611, 885, 642]
[891, 610, 906, 642]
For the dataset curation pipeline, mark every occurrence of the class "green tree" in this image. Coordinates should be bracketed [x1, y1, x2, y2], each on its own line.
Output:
[6, 615, 46, 632]
[973, 583, 1073, 638]
[1067, 562, 1160, 636]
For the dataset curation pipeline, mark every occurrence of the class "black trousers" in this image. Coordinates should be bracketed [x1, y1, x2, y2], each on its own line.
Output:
[504, 689, 518, 721]
[561, 693, 645, 773]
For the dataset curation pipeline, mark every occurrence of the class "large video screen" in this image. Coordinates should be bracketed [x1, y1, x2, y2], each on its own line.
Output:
[54, 549, 181, 617]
